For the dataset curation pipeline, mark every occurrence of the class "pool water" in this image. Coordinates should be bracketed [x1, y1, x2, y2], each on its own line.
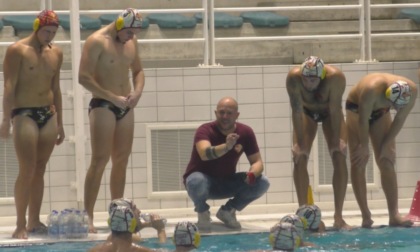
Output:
[1, 226, 420, 251]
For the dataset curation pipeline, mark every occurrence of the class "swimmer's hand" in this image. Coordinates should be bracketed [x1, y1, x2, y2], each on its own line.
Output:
[149, 214, 165, 232]
[351, 144, 370, 168]
[56, 125, 65, 145]
[126, 91, 141, 109]
[378, 143, 396, 166]
[112, 96, 129, 109]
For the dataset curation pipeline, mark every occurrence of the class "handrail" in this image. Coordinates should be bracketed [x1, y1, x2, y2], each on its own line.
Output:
[371, 3, 420, 8]
[215, 5, 362, 12]
[214, 34, 362, 42]
[212, 3, 364, 64]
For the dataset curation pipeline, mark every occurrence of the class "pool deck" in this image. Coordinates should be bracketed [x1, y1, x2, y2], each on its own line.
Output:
[0, 203, 418, 247]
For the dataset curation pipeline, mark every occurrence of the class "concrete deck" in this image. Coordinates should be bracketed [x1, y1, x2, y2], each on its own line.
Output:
[0, 200, 416, 247]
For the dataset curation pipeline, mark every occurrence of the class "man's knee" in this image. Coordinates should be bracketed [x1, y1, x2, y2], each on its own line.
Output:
[186, 172, 209, 196]
[254, 175, 270, 196]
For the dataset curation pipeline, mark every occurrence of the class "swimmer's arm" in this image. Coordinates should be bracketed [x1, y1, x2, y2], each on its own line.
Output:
[383, 85, 417, 146]
[127, 37, 145, 108]
[328, 73, 346, 149]
[286, 71, 305, 147]
[130, 37, 145, 96]
[157, 227, 166, 243]
[52, 48, 65, 144]
[78, 37, 114, 100]
[52, 48, 64, 125]
[2, 44, 22, 122]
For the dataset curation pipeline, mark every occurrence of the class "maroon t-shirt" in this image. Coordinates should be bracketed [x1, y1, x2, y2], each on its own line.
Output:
[183, 121, 260, 183]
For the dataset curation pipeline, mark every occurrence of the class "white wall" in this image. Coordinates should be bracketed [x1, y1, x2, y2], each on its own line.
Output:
[1, 62, 419, 217]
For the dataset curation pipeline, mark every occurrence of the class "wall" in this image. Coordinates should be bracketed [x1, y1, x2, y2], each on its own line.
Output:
[0, 62, 419, 217]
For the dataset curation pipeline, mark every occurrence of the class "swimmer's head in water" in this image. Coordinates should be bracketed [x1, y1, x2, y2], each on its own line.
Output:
[108, 198, 141, 233]
[173, 221, 201, 248]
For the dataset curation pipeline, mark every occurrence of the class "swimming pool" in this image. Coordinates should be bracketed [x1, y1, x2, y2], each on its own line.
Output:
[1, 226, 420, 251]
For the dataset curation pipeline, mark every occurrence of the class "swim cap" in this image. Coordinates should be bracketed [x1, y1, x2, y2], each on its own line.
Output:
[385, 80, 411, 106]
[173, 221, 201, 248]
[108, 198, 135, 214]
[116, 8, 143, 31]
[33, 10, 59, 31]
[301, 56, 327, 79]
[269, 222, 301, 251]
[296, 204, 322, 231]
[280, 214, 306, 238]
[108, 205, 138, 233]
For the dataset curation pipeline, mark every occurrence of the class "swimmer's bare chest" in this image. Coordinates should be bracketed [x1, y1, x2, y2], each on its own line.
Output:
[301, 88, 330, 112]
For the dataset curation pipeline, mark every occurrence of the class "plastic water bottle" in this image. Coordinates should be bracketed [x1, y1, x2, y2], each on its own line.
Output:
[47, 210, 60, 239]
[66, 209, 77, 239]
[58, 210, 69, 239]
[72, 210, 81, 239]
[140, 213, 167, 225]
[80, 210, 89, 238]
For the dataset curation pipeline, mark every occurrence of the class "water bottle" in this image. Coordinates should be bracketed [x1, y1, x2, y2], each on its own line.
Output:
[72, 210, 80, 239]
[66, 209, 76, 239]
[80, 210, 89, 238]
[58, 210, 69, 239]
[47, 210, 60, 239]
[140, 213, 167, 225]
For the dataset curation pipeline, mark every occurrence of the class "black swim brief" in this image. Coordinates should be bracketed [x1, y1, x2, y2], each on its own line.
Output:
[11, 105, 56, 129]
[345, 101, 390, 125]
[303, 107, 329, 123]
[88, 98, 130, 120]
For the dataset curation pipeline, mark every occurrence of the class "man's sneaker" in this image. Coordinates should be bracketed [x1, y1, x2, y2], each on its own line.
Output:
[216, 207, 241, 229]
[196, 210, 211, 233]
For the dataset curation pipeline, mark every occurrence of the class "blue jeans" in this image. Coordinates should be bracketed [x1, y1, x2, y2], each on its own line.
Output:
[185, 171, 270, 213]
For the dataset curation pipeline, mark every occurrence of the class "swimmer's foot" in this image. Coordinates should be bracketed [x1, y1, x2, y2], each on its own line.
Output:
[333, 219, 353, 231]
[89, 223, 97, 233]
[27, 222, 48, 235]
[389, 215, 414, 227]
[12, 226, 28, 239]
[361, 218, 374, 228]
